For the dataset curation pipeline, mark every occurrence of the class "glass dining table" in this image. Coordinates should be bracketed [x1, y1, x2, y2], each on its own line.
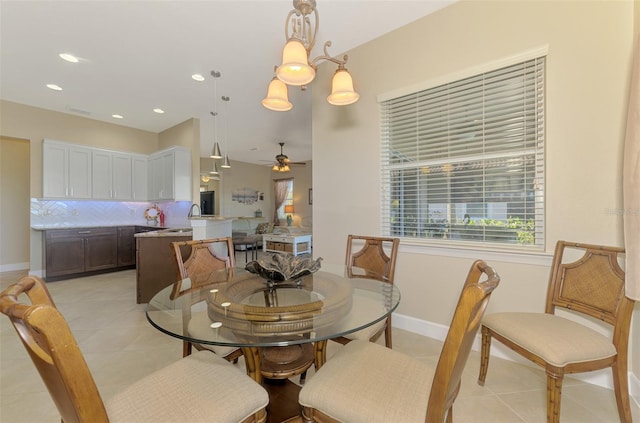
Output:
[145, 264, 401, 385]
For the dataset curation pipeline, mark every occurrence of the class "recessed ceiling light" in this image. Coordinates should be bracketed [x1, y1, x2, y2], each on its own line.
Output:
[153, 108, 165, 114]
[112, 114, 124, 119]
[59, 53, 79, 63]
[46, 84, 62, 91]
[192, 74, 205, 82]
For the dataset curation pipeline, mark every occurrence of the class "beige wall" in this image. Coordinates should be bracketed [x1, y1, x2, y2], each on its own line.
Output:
[0, 137, 30, 269]
[215, 159, 312, 223]
[311, 1, 639, 390]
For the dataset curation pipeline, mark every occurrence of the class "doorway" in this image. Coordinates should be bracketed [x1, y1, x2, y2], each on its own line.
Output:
[0, 136, 30, 271]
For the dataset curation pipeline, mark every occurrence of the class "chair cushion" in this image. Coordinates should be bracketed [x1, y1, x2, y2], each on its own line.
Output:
[188, 312, 241, 357]
[482, 312, 616, 367]
[333, 291, 388, 341]
[106, 350, 268, 423]
[299, 340, 433, 422]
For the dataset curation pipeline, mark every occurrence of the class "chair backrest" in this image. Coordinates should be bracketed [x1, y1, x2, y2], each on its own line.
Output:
[0, 276, 109, 423]
[172, 237, 235, 281]
[345, 235, 400, 283]
[546, 240, 634, 347]
[426, 260, 500, 422]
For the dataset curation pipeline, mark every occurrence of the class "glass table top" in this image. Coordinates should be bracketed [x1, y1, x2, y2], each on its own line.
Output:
[146, 266, 401, 348]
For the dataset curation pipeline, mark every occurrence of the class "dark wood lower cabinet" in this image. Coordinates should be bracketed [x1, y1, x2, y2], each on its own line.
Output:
[45, 226, 142, 281]
[117, 227, 136, 267]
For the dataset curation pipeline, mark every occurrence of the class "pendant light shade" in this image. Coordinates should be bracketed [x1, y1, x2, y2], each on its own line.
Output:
[327, 67, 360, 106]
[276, 39, 315, 86]
[262, 77, 293, 111]
[221, 155, 231, 169]
[210, 142, 222, 159]
[209, 161, 219, 175]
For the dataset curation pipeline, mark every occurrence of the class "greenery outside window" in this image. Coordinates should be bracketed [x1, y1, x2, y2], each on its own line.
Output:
[380, 56, 545, 250]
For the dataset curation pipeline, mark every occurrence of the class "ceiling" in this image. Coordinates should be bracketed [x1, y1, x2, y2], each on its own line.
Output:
[0, 1, 454, 165]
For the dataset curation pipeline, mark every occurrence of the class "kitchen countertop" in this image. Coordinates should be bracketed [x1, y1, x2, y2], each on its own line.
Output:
[187, 215, 234, 221]
[31, 224, 167, 231]
[134, 228, 193, 238]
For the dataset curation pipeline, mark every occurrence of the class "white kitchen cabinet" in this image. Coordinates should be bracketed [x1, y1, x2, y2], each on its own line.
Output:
[43, 140, 92, 199]
[131, 155, 148, 201]
[92, 151, 132, 200]
[147, 147, 191, 201]
[43, 140, 191, 202]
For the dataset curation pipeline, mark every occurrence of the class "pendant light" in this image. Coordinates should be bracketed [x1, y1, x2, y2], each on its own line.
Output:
[221, 95, 231, 169]
[210, 70, 222, 159]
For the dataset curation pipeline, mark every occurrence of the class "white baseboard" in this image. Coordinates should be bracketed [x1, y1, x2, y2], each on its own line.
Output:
[394, 313, 640, 408]
[0, 262, 29, 273]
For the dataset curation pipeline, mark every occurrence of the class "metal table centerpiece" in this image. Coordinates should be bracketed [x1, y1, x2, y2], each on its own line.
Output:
[245, 253, 323, 287]
[206, 254, 352, 337]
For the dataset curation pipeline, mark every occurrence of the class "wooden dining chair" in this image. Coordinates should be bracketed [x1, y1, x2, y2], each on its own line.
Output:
[300, 260, 500, 423]
[478, 241, 635, 423]
[0, 275, 268, 423]
[171, 237, 243, 361]
[332, 234, 399, 348]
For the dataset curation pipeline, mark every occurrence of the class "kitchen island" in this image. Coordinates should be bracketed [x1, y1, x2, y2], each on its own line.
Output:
[188, 215, 233, 241]
[135, 228, 192, 303]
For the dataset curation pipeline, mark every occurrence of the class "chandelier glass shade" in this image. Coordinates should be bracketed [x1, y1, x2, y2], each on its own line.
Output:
[277, 39, 315, 86]
[327, 65, 360, 105]
[262, 0, 359, 111]
[262, 77, 293, 111]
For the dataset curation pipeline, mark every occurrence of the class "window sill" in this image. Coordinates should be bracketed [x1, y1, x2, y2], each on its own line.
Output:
[399, 239, 553, 266]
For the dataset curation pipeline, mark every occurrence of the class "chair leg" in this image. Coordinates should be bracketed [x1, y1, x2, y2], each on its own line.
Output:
[546, 370, 564, 423]
[612, 360, 633, 422]
[478, 326, 491, 386]
[183, 340, 192, 357]
[299, 369, 308, 385]
[384, 316, 393, 349]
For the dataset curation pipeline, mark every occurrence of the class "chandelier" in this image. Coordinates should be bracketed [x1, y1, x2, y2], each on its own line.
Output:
[262, 0, 360, 111]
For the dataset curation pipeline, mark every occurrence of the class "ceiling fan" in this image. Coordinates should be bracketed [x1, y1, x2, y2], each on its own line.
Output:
[270, 142, 306, 172]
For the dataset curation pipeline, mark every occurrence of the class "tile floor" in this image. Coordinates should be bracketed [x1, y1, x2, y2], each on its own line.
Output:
[1, 266, 639, 423]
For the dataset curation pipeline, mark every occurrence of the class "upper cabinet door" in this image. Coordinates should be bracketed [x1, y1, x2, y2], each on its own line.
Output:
[92, 150, 113, 199]
[132, 156, 148, 201]
[67, 147, 92, 198]
[42, 142, 68, 198]
[112, 153, 132, 200]
[42, 140, 92, 199]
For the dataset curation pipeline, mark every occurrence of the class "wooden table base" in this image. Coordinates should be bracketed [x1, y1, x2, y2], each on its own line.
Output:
[264, 379, 303, 423]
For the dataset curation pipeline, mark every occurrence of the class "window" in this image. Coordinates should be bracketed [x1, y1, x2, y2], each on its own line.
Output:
[275, 178, 293, 220]
[380, 57, 545, 250]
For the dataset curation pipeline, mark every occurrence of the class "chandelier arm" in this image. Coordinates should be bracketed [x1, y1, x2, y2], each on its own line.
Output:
[304, 10, 318, 52]
[310, 41, 348, 67]
[284, 9, 299, 41]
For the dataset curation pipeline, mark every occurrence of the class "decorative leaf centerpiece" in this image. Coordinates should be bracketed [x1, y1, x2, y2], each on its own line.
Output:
[245, 253, 323, 283]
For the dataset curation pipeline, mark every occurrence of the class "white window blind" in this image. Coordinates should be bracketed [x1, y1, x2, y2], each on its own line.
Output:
[381, 57, 545, 249]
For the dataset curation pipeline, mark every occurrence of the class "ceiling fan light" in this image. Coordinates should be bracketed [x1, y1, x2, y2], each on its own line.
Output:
[221, 155, 231, 168]
[210, 142, 222, 159]
[262, 77, 293, 111]
[327, 67, 360, 106]
[277, 39, 315, 86]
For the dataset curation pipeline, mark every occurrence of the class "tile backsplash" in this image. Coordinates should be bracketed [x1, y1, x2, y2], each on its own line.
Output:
[31, 199, 192, 229]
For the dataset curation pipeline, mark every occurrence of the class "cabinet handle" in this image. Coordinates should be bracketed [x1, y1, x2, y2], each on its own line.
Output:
[77, 231, 91, 234]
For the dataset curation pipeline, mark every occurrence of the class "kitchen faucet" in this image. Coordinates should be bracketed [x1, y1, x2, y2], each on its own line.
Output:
[187, 203, 201, 218]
